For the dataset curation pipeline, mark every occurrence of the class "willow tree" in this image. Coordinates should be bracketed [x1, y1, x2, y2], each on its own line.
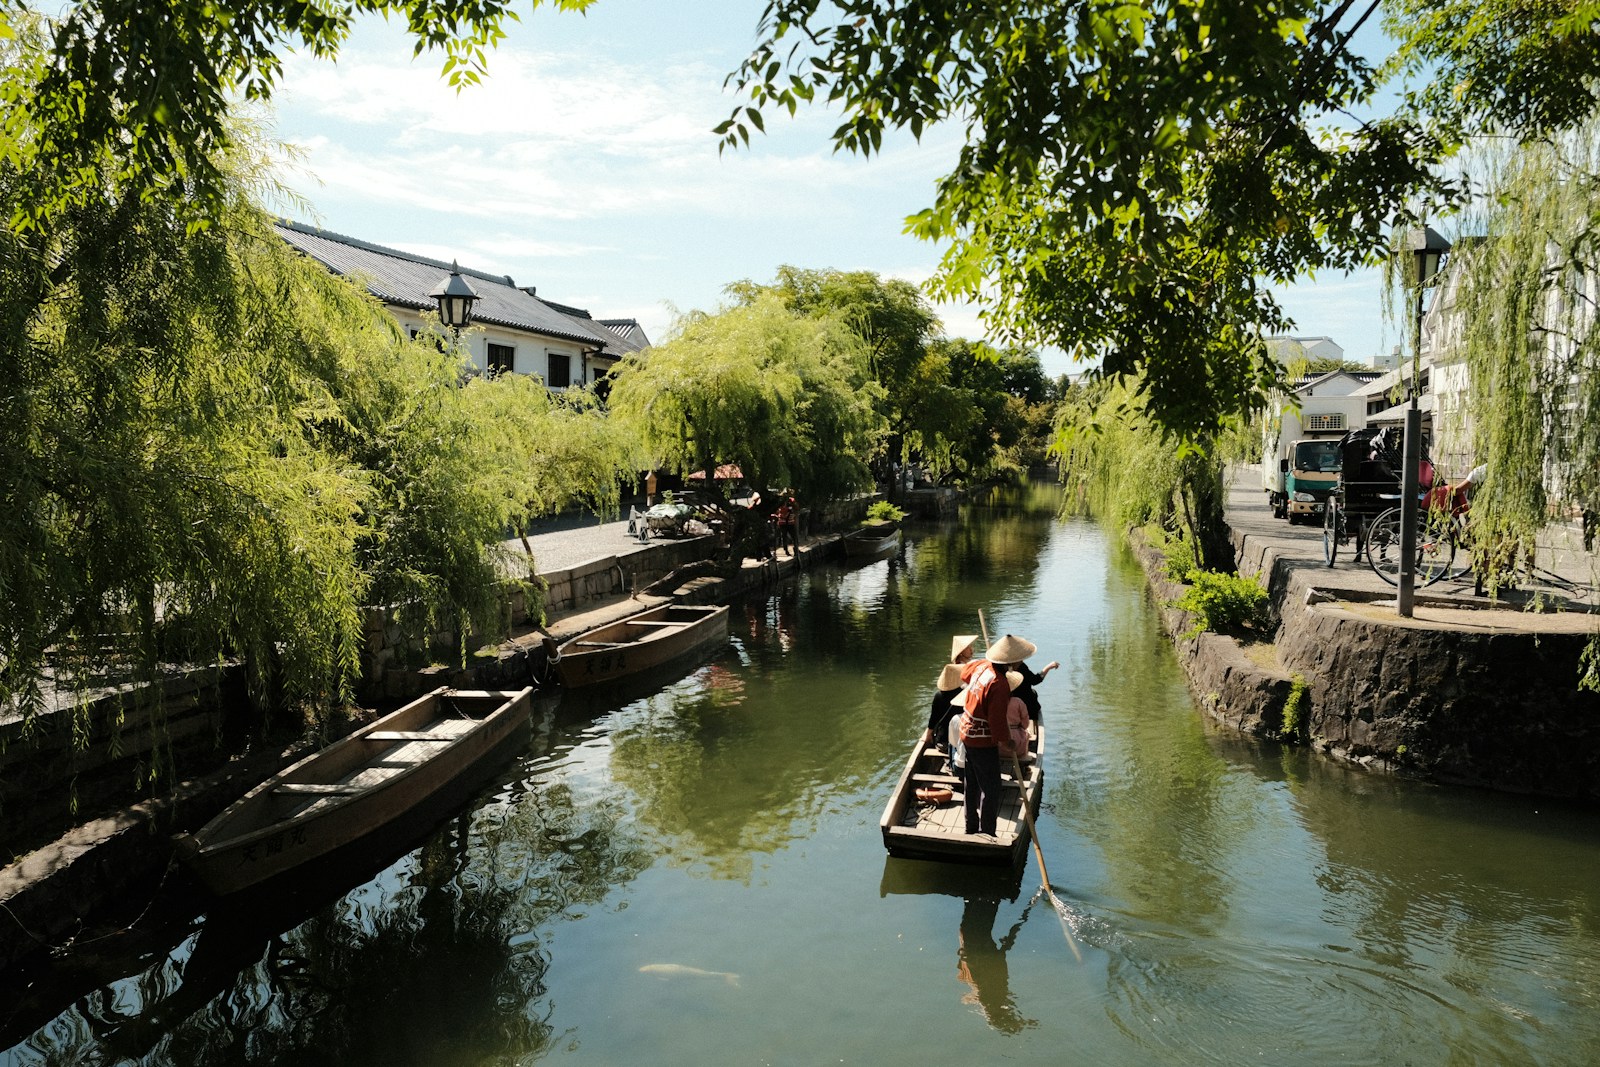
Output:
[1056, 378, 1238, 572]
[1437, 126, 1600, 586]
[605, 295, 886, 504]
[0, 100, 628, 753]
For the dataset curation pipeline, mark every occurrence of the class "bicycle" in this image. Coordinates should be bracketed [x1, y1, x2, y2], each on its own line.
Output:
[1364, 504, 1458, 587]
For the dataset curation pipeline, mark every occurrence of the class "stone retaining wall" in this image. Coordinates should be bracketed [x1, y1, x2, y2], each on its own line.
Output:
[1138, 523, 1600, 803]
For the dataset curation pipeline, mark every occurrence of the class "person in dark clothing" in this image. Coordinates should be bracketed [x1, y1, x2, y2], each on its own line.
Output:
[1008, 657, 1060, 725]
[924, 662, 965, 752]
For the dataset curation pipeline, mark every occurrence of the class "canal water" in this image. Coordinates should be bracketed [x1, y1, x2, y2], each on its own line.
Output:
[6, 484, 1600, 1066]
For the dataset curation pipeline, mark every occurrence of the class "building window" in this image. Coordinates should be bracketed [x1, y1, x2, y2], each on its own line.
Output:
[488, 342, 515, 376]
[547, 352, 571, 388]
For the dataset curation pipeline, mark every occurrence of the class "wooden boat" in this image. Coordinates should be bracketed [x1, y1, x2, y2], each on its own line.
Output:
[175, 686, 532, 895]
[879, 725, 1043, 866]
[842, 523, 900, 557]
[554, 603, 729, 688]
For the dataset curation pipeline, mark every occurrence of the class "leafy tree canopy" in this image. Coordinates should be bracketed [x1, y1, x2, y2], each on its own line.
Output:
[605, 294, 886, 504]
[718, 0, 1449, 439]
[1386, 0, 1600, 140]
[1, 21, 632, 728]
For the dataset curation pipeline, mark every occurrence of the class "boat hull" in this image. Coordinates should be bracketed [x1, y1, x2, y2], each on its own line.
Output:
[843, 526, 900, 557]
[554, 603, 729, 688]
[879, 727, 1043, 866]
[176, 687, 532, 895]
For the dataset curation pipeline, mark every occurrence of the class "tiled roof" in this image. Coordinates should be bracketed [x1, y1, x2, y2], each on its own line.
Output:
[274, 221, 616, 349]
[597, 318, 651, 355]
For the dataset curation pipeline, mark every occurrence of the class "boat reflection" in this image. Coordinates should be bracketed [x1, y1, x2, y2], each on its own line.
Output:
[879, 858, 1037, 1034]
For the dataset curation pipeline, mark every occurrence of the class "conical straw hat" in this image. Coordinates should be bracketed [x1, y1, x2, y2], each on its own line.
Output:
[938, 663, 964, 691]
[951, 634, 979, 661]
[986, 634, 1036, 665]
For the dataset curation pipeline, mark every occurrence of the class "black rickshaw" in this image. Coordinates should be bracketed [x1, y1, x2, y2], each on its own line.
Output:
[1323, 426, 1456, 585]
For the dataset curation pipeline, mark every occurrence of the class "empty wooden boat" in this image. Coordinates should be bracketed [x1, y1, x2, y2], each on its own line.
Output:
[879, 725, 1043, 866]
[176, 687, 532, 895]
[554, 603, 729, 688]
[842, 523, 900, 557]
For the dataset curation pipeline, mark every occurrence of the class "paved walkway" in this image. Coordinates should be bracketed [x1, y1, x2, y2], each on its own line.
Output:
[1226, 465, 1599, 611]
[499, 511, 657, 575]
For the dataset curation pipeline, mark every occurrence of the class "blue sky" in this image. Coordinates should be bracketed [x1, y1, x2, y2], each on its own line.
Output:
[267, 1, 1411, 377]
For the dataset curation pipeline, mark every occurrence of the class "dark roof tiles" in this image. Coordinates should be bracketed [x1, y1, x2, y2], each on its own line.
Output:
[275, 220, 619, 350]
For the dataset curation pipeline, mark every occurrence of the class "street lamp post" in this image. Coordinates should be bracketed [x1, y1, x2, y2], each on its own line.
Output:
[1397, 224, 1451, 618]
[429, 260, 479, 335]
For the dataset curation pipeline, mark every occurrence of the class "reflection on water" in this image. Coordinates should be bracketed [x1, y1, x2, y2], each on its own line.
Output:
[6, 484, 1600, 1066]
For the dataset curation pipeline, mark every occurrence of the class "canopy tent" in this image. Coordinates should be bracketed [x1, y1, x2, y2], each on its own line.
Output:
[687, 464, 744, 481]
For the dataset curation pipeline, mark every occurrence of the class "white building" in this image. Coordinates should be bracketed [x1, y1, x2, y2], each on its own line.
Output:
[275, 221, 648, 389]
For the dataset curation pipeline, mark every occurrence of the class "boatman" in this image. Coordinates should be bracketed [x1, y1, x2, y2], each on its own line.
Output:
[959, 634, 1033, 837]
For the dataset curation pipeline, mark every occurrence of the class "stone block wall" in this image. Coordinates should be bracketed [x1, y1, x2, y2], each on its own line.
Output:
[1276, 592, 1600, 799]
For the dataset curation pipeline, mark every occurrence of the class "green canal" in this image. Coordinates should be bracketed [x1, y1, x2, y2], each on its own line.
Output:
[5, 485, 1600, 1065]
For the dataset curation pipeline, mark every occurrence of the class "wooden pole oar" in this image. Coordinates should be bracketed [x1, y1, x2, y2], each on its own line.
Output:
[979, 610, 1081, 962]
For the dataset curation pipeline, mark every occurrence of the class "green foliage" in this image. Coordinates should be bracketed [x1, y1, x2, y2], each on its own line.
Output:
[726, 266, 1058, 485]
[0, 95, 631, 739]
[1281, 673, 1309, 741]
[1150, 527, 1199, 583]
[720, 0, 1447, 440]
[864, 501, 906, 525]
[605, 294, 886, 504]
[1387, 0, 1600, 141]
[1173, 571, 1272, 640]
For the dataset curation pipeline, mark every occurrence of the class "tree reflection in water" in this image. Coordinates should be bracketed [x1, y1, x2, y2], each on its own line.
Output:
[10, 775, 651, 1067]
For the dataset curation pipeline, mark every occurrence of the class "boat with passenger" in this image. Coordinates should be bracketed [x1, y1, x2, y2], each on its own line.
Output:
[879, 724, 1043, 865]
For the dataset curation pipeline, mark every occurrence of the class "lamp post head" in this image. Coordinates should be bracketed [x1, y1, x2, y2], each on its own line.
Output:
[1407, 225, 1452, 287]
[429, 260, 479, 330]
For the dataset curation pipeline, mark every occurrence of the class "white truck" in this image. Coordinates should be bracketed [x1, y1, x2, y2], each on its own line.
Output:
[1262, 372, 1371, 523]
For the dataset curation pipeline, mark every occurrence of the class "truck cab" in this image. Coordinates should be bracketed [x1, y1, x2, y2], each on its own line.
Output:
[1278, 439, 1341, 523]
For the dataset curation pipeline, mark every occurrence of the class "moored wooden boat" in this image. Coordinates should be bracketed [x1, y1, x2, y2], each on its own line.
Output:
[843, 523, 900, 557]
[175, 686, 532, 895]
[554, 603, 729, 688]
[879, 725, 1043, 866]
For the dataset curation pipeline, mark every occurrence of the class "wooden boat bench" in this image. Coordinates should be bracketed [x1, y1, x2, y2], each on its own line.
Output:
[273, 782, 361, 796]
[365, 731, 456, 742]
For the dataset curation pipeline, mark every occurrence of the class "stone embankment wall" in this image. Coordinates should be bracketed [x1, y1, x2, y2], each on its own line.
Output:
[1274, 589, 1600, 799]
[1141, 525, 1600, 803]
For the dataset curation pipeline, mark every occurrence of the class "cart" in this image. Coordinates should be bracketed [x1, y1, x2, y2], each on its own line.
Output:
[1323, 426, 1456, 586]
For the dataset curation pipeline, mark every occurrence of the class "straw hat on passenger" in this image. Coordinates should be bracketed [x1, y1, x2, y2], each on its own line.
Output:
[986, 634, 1036, 665]
[951, 634, 979, 661]
[938, 663, 964, 692]
[1005, 671, 1024, 691]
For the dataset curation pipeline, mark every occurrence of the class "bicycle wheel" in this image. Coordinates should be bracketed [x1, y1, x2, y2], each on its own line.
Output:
[1368, 506, 1458, 587]
[1323, 497, 1339, 566]
[1367, 507, 1403, 585]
